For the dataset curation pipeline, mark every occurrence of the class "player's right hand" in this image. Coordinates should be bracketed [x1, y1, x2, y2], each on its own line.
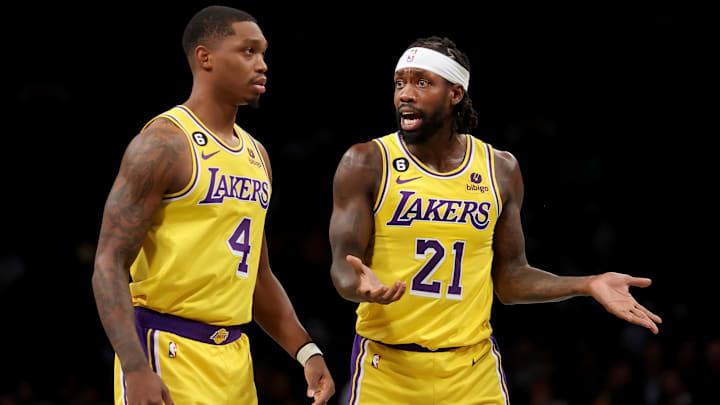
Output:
[347, 255, 406, 304]
[124, 366, 174, 405]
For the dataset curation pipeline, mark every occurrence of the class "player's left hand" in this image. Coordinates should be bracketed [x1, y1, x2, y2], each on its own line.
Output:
[587, 272, 662, 334]
[304, 355, 335, 405]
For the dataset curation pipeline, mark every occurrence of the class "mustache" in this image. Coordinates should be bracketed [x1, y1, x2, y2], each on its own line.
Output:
[395, 104, 426, 118]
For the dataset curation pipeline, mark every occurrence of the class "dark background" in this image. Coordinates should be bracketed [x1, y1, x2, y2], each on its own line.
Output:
[2, 2, 714, 404]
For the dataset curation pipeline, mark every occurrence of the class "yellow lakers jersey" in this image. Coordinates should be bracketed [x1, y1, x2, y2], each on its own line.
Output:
[129, 105, 271, 326]
[356, 132, 502, 350]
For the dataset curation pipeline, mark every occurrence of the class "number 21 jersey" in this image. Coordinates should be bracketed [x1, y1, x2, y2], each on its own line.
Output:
[356, 132, 502, 350]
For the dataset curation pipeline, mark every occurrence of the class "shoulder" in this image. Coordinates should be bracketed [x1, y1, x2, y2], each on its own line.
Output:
[129, 117, 187, 154]
[333, 140, 384, 200]
[492, 148, 520, 176]
[491, 147, 523, 204]
[121, 117, 187, 166]
[337, 140, 383, 173]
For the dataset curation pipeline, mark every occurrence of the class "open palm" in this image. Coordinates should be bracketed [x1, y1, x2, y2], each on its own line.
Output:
[588, 272, 662, 334]
[346, 255, 406, 304]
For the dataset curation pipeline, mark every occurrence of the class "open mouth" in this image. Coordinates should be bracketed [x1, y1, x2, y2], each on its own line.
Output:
[400, 110, 423, 131]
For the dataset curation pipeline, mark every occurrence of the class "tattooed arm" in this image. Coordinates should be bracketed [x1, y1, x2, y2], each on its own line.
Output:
[92, 118, 188, 405]
[490, 150, 661, 334]
[329, 142, 406, 304]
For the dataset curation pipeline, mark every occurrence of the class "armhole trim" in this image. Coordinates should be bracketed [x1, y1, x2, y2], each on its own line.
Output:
[372, 139, 390, 215]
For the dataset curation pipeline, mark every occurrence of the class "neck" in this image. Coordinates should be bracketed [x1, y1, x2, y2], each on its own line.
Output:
[404, 123, 467, 172]
[184, 82, 240, 143]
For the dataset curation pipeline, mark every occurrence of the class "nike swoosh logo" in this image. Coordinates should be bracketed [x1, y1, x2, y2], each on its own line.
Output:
[472, 352, 488, 367]
[201, 150, 220, 160]
[396, 175, 421, 184]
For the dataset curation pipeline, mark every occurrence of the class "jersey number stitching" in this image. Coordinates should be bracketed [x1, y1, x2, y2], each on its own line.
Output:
[410, 239, 465, 300]
[227, 217, 252, 278]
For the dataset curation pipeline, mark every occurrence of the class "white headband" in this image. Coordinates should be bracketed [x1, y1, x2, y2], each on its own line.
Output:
[395, 47, 470, 91]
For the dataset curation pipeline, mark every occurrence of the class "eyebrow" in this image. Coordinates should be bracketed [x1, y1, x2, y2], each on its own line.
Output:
[242, 38, 268, 47]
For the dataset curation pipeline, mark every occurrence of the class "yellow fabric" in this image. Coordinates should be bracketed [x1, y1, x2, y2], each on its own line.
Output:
[357, 132, 502, 350]
[348, 335, 509, 404]
[114, 331, 257, 405]
[129, 105, 271, 326]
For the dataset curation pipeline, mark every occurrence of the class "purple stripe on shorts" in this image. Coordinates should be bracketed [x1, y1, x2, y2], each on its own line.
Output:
[348, 334, 368, 405]
[148, 329, 158, 373]
[489, 335, 510, 404]
[134, 307, 243, 345]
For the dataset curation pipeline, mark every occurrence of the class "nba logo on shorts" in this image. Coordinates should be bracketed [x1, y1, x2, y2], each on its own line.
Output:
[169, 341, 177, 358]
[371, 354, 381, 369]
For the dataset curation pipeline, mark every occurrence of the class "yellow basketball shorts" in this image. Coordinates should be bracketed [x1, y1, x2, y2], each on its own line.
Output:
[114, 307, 257, 405]
[347, 334, 510, 405]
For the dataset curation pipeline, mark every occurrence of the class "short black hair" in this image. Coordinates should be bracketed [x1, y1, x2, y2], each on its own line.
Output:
[182, 6, 257, 57]
[407, 36, 479, 134]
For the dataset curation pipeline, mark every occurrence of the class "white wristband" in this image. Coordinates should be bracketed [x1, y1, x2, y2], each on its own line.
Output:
[296, 342, 323, 367]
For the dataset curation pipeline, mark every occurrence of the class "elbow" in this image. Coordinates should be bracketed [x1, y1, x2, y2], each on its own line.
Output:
[330, 265, 360, 302]
[492, 278, 521, 305]
[494, 288, 518, 306]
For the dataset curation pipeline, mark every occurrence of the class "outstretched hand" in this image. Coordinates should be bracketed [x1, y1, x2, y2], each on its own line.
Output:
[588, 272, 662, 334]
[346, 255, 406, 304]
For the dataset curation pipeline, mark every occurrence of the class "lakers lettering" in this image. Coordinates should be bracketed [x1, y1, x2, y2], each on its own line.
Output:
[386, 190, 492, 230]
[199, 167, 270, 209]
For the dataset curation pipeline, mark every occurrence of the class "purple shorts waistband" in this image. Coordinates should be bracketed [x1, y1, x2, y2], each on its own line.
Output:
[134, 307, 243, 345]
[375, 340, 459, 353]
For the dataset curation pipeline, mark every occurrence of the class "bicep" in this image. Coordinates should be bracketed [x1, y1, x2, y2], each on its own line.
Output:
[329, 145, 380, 260]
[491, 152, 529, 278]
[96, 127, 184, 269]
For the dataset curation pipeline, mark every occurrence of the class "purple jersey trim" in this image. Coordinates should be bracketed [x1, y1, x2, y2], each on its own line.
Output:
[395, 132, 474, 178]
[159, 113, 201, 202]
[176, 105, 245, 154]
[485, 143, 502, 218]
[134, 307, 243, 345]
[246, 133, 270, 183]
[373, 139, 391, 215]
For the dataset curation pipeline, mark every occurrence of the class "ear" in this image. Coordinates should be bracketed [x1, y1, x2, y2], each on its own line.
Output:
[449, 83, 465, 107]
[194, 45, 212, 71]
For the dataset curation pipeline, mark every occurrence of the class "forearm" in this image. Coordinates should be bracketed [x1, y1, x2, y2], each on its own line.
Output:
[493, 264, 595, 305]
[92, 259, 147, 372]
[253, 271, 312, 358]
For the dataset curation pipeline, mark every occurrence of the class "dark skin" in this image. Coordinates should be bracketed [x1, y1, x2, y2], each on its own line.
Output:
[329, 67, 661, 334]
[92, 21, 334, 405]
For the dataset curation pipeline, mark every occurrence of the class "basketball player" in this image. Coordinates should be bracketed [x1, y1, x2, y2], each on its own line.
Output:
[329, 36, 662, 404]
[92, 6, 334, 405]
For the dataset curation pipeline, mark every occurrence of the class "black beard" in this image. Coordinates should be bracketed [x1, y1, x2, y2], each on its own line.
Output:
[396, 108, 448, 145]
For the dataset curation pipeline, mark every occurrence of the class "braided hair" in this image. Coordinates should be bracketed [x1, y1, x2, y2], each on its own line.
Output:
[407, 36, 479, 134]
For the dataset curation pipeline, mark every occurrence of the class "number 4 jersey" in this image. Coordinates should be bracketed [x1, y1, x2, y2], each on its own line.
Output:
[129, 106, 271, 326]
[357, 132, 502, 350]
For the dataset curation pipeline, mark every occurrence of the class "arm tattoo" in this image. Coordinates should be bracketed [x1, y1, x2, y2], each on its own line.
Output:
[93, 122, 183, 371]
